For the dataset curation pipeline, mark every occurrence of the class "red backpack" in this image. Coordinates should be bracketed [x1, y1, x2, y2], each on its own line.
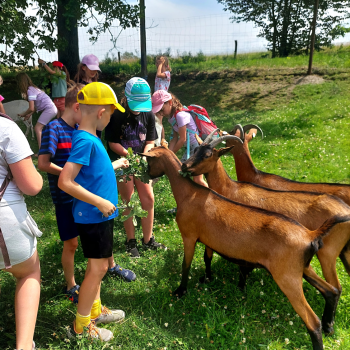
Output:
[181, 104, 219, 139]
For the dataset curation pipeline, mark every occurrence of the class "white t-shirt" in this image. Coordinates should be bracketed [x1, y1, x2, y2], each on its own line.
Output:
[168, 111, 198, 145]
[0, 118, 34, 202]
[154, 71, 171, 92]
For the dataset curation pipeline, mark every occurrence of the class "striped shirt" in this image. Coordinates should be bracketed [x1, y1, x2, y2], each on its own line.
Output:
[39, 118, 77, 204]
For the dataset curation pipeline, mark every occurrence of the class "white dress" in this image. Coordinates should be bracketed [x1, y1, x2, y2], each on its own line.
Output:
[0, 118, 39, 269]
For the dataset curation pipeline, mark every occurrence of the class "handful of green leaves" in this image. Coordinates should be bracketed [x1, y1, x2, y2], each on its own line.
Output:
[116, 148, 151, 184]
[119, 193, 148, 226]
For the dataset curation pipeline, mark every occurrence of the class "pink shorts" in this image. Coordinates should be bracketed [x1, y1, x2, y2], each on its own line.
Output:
[37, 106, 58, 125]
[53, 97, 65, 112]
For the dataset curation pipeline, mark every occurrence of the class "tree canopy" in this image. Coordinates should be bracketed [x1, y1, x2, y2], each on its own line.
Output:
[0, 0, 140, 70]
[217, 0, 350, 57]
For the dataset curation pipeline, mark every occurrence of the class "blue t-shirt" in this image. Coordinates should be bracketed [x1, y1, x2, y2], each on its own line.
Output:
[68, 130, 118, 224]
[39, 118, 77, 204]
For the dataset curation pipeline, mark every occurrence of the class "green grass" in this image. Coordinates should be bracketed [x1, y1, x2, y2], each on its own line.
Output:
[1, 59, 350, 350]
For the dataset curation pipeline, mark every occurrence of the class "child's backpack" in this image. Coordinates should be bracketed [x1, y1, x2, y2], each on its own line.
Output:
[171, 104, 219, 159]
[182, 105, 219, 139]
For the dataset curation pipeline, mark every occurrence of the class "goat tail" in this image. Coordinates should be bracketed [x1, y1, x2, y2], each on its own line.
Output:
[305, 215, 350, 267]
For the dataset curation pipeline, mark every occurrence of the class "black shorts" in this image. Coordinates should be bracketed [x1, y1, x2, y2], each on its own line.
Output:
[76, 219, 114, 259]
[55, 202, 79, 242]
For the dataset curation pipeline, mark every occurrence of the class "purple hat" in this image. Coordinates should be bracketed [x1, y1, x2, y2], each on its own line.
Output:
[81, 54, 101, 71]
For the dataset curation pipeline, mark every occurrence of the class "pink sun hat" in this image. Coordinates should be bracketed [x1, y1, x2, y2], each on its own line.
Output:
[151, 90, 172, 114]
[81, 54, 101, 71]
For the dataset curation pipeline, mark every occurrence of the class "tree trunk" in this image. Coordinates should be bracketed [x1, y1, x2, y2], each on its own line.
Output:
[57, 0, 80, 78]
[279, 0, 291, 57]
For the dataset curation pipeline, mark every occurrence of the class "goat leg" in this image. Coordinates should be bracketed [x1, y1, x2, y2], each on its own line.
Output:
[303, 265, 340, 335]
[174, 240, 196, 298]
[238, 266, 254, 290]
[199, 246, 213, 284]
[339, 240, 350, 276]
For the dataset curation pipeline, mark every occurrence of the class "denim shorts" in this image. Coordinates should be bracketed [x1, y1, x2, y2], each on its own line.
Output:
[181, 140, 200, 162]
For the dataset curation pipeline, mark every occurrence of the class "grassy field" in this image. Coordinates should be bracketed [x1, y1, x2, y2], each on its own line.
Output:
[1, 54, 350, 350]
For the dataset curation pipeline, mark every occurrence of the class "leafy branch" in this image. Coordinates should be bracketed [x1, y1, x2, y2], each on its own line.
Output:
[119, 192, 148, 226]
[116, 148, 151, 184]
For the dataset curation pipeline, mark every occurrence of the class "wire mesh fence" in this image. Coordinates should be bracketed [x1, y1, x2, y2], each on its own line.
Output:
[3, 12, 350, 65]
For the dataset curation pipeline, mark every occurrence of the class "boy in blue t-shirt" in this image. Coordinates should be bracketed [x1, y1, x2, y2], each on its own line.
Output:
[38, 85, 135, 307]
[58, 82, 129, 341]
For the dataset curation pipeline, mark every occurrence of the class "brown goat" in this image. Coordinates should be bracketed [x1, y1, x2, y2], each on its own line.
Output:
[182, 131, 350, 334]
[229, 124, 350, 206]
[141, 144, 350, 350]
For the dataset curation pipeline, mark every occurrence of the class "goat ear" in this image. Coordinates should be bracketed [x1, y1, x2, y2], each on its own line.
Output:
[246, 128, 258, 142]
[137, 152, 155, 158]
[195, 133, 203, 145]
[216, 146, 234, 157]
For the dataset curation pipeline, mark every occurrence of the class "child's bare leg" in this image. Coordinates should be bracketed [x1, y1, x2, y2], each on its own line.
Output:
[108, 256, 116, 269]
[34, 122, 45, 150]
[8, 251, 40, 350]
[135, 179, 154, 244]
[62, 237, 78, 290]
[77, 258, 108, 316]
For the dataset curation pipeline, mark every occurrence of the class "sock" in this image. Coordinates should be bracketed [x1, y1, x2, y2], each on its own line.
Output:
[75, 312, 90, 334]
[90, 299, 102, 320]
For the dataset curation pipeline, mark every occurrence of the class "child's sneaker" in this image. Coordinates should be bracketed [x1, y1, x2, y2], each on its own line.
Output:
[108, 264, 136, 282]
[125, 239, 140, 258]
[65, 285, 80, 304]
[142, 236, 167, 251]
[68, 321, 114, 342]
[92, 306, 125, 325]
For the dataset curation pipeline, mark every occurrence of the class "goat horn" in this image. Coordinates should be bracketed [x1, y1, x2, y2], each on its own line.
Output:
[210, 135, 243, 149]
[203, 128, 220, 144]
[231, 124, 244, 140]
[243, 124, 264, 139]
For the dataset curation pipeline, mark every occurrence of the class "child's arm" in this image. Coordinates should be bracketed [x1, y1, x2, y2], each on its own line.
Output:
[19, 100, 35, 120]
[156, 57, 167, 79]
[38, 154, 62, 176]
[58, 162, 116, 217]
[38, 59, 56, 75]
[108, 142, 128, 157]
[0, 102, 5, 114]
[112, 158, 129, 170]
[169, 126, 186, 154]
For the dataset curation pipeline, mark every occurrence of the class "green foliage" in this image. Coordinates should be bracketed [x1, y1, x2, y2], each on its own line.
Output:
[217, 0, 350, 57]
[0, 0, 140, 65]
[2, 56, 350, 350]
[119, 192, 148, 226]
[116, 148, 151, 184]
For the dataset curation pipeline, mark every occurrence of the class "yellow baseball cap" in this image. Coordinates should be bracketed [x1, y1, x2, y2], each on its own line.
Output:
[77, 82, 125, 112]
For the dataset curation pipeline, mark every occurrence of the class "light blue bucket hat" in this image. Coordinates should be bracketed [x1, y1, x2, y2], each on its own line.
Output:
[125, 77, 152, 112]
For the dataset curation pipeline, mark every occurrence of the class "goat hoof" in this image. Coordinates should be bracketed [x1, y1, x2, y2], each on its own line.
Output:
[174, 286, 187, 298]
[322, 324, 334, 336]
[199, 275, 211, 284]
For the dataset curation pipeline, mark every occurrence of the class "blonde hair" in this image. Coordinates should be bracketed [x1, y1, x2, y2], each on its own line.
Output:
[16, 73, 40, 96]
[169, 92, 182, 115]
[156, 55, 171, 72]
[74, 63, 99, 84]
[0, 76, 3, 85]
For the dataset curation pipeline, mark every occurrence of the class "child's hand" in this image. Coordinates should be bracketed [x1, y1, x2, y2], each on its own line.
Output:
[38, 58, 44, 64]
[112, 158, 129, 170]
[97, 199, 116, 217]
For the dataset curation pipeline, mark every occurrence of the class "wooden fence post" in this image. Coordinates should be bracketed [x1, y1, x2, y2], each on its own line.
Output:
[118, 52, 121, 64]
[234, 40, 238, 59]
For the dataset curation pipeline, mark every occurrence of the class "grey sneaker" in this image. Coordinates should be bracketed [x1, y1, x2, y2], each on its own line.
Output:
[68, 321, 113, 342]
[17, 341, 35, 350]
[92, 305, 125, 325]
[142, 236, 167, 251]
[125, 239, 140, 258]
